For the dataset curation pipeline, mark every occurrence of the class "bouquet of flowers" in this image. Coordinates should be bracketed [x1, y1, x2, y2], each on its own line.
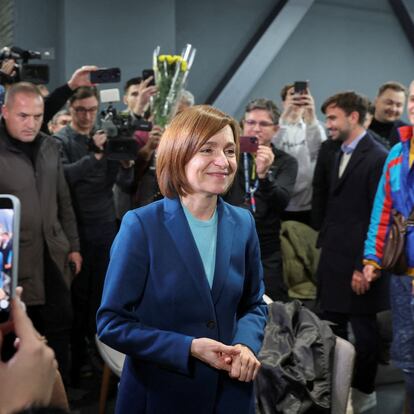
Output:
[152, 44, 196, 127]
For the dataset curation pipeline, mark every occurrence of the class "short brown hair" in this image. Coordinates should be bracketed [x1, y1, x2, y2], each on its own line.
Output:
[280, 83, 295, 102]
[321, 91, 370, 125]
[68, 86, 99, 105]
[377, 81, 407, 97]
[156, 105, 240, 198]
[4, 82, 43, 107]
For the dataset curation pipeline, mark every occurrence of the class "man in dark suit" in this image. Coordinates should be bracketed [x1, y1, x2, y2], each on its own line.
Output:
[316, 91, 389, 411]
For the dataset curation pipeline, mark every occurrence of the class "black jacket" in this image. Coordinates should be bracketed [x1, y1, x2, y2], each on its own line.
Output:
[369, 118, 407, 147]
[311, 131, 389, 231]
[55, 125, 133, 225]
[41, 84, 73, 132]
[316, 134, 389, 314]
[256, 301, 335, 414]
[0, 121, 79, 305]
[311, 139, 341, 231]
[224, 146, 298, 257]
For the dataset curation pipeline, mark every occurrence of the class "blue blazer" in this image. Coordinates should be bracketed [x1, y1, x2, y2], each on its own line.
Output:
[97, 197, 267, 414]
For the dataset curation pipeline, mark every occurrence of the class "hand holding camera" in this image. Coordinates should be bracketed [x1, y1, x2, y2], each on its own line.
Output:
[139, 125, 164, 161]
[300, 92, 317, 125]
[0, 46, 49, 84]
[92, 130, 107, 160]
[256, 145, 275, 179]
[147, 125, 163, 150]
[281, 87, 305, 124]
[0, 59, 16, 78]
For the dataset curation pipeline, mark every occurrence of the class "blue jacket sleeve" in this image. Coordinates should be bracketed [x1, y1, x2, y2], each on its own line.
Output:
[364, 150, 396, 265]
[96, 211, 194, 375]
[232, 212, 267, 354]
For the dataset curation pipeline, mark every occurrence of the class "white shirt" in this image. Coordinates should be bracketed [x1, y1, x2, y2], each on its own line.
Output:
[273, 119, 326, 212]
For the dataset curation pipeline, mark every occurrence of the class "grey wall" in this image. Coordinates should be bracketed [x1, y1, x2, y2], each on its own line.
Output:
[234, 0, 414, 121]
[10, 0, 414, 121]
[13, 0, 60, 87]
[61, 0, 176, 91]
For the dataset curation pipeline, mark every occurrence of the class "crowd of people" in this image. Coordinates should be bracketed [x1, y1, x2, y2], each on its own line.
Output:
[0, 52, 413, 413]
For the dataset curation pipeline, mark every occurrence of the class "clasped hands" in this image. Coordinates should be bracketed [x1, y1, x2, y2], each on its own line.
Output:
[191, 338, 260, 382]
[351, 264, 381, 295]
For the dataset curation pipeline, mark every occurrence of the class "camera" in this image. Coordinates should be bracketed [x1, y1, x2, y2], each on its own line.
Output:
[96, 89, 152, 160]
[0, 46, 49, 85]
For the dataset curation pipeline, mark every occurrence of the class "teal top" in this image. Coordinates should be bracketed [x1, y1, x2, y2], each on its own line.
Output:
[182, 204, 218, 289]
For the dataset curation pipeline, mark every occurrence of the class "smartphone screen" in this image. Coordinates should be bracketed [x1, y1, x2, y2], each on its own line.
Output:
[142, 69, 155, 86]
[90, 67, 121, 84]
[0, 195, 20, 323]
[294, 81, 309, 95]
[239, 136, 259, 153]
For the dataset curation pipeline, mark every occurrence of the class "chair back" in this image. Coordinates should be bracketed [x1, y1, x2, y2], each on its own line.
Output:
[331, 336, 355, 414]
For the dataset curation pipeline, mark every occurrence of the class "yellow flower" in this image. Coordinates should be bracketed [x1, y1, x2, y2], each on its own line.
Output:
[158, 55, 166, 62]
[181, 61, 188, 72]
[166, 55, 174, 65]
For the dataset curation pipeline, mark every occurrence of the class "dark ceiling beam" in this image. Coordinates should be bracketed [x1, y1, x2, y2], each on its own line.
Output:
[389, 0, 414, 51]
[211, 0, 315, 115]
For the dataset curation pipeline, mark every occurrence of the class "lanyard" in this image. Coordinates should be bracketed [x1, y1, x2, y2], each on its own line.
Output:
[243, 153, 259, 213]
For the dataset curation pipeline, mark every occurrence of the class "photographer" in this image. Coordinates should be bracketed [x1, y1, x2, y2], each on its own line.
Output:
[0, 58, 16, 84]
[114, 75, 166, 218]
[123, 80, 195, 210]
[224, 98, 298, 301]
[54, 86, 134, 385]
[0, 50, 97, 129]
[42, 65, 98, 131]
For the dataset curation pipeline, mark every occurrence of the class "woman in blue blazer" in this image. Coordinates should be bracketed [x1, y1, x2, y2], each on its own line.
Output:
[97, 105, 267, 413]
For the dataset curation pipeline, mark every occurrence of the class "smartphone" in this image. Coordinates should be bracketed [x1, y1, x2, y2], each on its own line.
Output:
[142, 69, 155, 86]
[0, 195, 20, 323]
[239, 136, 259, 153]
[294, 81, 308, 95]
[90, 67, 121, 84]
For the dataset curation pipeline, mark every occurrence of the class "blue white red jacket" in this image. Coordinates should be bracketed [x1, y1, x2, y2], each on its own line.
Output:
[364, 126, 414, 268]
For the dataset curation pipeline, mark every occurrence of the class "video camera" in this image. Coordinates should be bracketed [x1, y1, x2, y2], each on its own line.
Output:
[0, 46, 49, 85]
[98, 88, 152, 161]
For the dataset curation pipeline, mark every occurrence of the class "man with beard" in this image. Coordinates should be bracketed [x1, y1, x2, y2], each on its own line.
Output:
[370, 81, 407, 147]
[316, 91, 389, 412]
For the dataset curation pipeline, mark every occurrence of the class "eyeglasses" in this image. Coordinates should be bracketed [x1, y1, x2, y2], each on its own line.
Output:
[72, 106, 98, 114]
[244, 119, 275, 128]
